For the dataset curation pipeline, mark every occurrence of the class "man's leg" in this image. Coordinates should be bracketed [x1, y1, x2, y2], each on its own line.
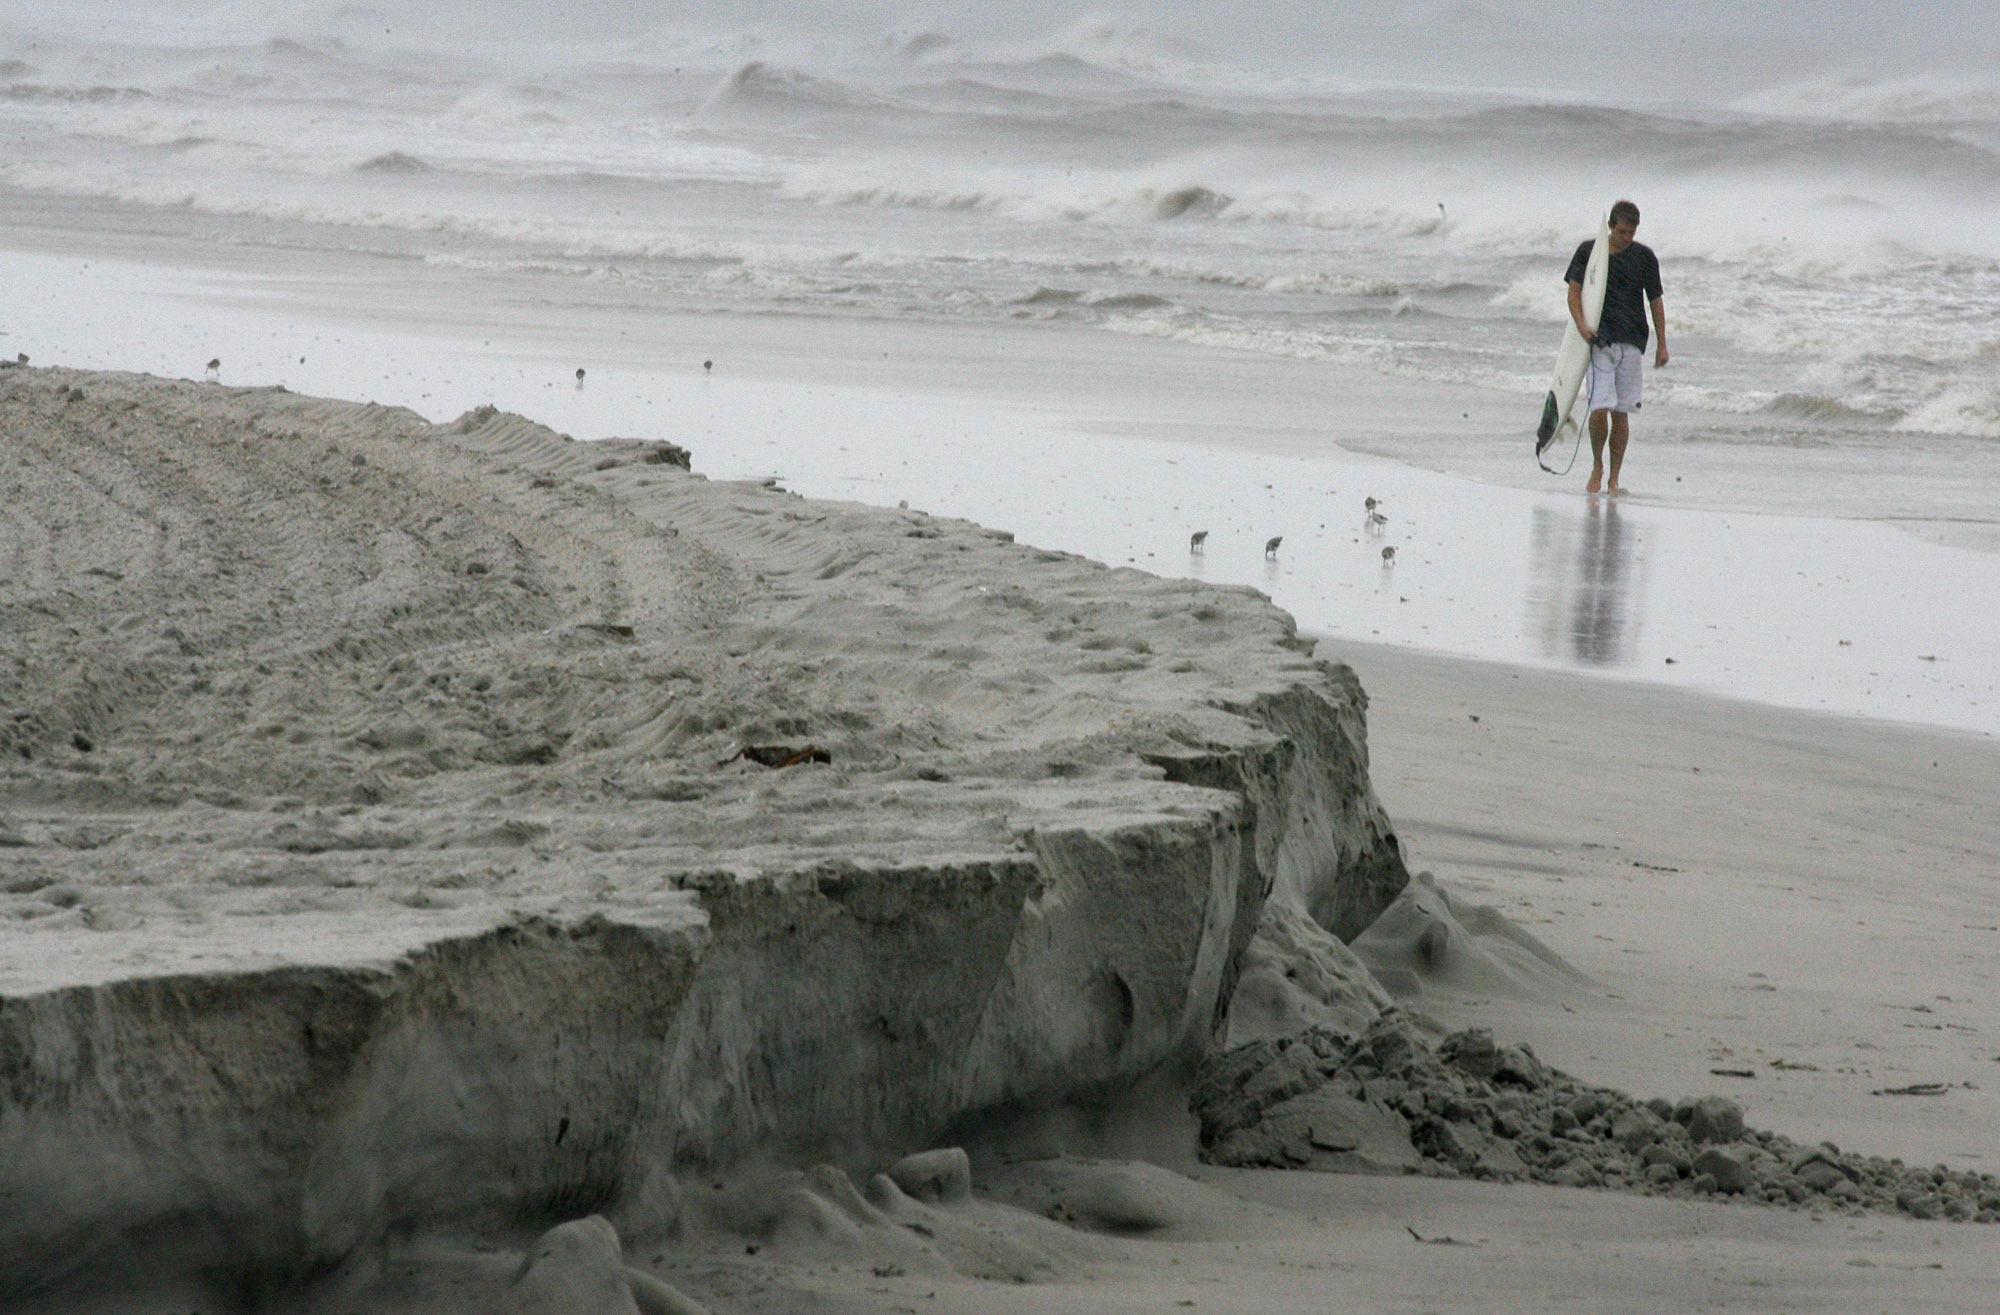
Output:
[1586, 409, 1609, 493]
[1606, 412, 1630, 492]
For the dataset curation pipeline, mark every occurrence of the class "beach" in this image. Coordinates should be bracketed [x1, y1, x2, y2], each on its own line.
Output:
[4, 5, 2000, 1310]
[3, 355, 1995, 1315]
[5, 280, 1996, 1314]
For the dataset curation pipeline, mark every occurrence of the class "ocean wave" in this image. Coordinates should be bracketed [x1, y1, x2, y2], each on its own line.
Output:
[1088, 300, 1999, 438]
[1085, 292, 1173, 310]
[780, 174, 1002, 211]
[1116, 260, 1414, 297]
[777, 167, 1227, 224]
[779, 163, 1470, 237]
[446, 81, 573, 126]
[1759, 393, 1898, 425]
[1029, 16, 1217, 85]
[1895, 383, 2000, 437]
[898, 33, 953, 62]
[2, 83, 151, 103]
[1151, 184, 1230, 219]
[355, 151, 431, 174]
[1219, 191, 1451, 236]
[702, 60, 889, 115]
[1491, 274, 1571, 323]
[0, 159, 822, 269]
[1002, 50, 1157, 92]
[892, 78, 1087, 115]
[1734, 73, 2000, 124]
[1096, 306, 1540, 395]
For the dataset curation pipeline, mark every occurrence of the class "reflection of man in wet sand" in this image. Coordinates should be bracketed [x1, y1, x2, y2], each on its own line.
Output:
[1567, 199, 1667, 494]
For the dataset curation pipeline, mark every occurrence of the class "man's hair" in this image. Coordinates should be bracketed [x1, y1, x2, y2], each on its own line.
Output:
[1609, 199, 1641, 227]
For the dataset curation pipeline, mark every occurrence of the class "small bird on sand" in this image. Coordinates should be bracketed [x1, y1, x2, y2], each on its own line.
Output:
[205, 358, 220, 382]
[575, 367, 586, 385]
[1382, 545, 1396, 563]
[1364, 496, 1378, 512]
[1189, 530, 1208, 553]
[1264, 535, 1282, 558]
[703, 359, 713, 373]
[1367, 510, 1388, 529]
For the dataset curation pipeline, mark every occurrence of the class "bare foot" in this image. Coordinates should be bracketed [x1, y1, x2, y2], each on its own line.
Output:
[1606, 482, 1624, 495]
[1585, 470, 1603, 493]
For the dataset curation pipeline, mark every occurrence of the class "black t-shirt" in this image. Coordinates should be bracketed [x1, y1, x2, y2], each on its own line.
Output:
[1566, 239, 1662, 350]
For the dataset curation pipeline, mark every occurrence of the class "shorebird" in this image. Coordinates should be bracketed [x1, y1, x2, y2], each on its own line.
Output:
[205, 358, 220, 382]
[703, 359, 713, 373]
[1189, 530, 1208, 553]
[1382, 545, 1396, 563]
[1364, 496, 1378, 512]
[1367, 510, 1388, 529]
[1264, 535, 1282, 558]
[575, 367, 586, 385]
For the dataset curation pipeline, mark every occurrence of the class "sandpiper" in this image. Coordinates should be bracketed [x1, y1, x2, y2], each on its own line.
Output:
[1264, 535, 1282, 558]
[1189, 530, 1208, 553]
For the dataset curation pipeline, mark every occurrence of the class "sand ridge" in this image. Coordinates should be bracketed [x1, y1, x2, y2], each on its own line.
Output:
[1, 366, 1415, 1304]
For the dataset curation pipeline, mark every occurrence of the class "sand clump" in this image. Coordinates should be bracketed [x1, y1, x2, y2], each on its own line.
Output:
[1194, 1017, 2000, 1224]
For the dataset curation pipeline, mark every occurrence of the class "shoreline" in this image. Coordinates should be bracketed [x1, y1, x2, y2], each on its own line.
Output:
[1, 188, 1996, 551]
[2, 230, 1997, 736]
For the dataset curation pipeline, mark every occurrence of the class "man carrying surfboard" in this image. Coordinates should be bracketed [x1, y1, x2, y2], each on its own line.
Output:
[1566, 199, 1667, 493]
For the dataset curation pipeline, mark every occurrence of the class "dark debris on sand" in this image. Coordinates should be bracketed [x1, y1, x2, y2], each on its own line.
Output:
[1193, 1017, 2000, 1224]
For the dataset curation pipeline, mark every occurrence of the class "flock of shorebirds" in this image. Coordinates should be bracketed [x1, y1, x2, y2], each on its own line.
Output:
[1191, 495, 1396, 563]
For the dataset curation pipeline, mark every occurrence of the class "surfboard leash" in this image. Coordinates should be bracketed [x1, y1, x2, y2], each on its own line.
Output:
[1538, 419, 1583, 477]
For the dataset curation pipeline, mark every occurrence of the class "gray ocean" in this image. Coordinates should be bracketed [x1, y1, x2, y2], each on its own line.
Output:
[4, 0, 1998, 439]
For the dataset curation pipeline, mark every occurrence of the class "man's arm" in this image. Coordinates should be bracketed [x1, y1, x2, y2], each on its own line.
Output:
[1567, 280, 1595, 344]
[1649, 296, 1668, 368]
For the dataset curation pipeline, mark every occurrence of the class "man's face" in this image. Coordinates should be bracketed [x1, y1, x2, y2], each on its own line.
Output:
[1609, 219, 1638, 252]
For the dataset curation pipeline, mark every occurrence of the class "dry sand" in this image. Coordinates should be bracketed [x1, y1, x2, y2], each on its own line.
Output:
[2, 362, 1996, 1314]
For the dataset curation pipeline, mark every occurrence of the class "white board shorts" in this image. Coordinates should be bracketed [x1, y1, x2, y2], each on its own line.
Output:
[1585, 342, 1644, 414]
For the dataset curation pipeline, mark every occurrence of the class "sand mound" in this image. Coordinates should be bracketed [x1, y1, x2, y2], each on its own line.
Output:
[1350, 870, 1595, 1000]
[0, 367, 1410, 1302]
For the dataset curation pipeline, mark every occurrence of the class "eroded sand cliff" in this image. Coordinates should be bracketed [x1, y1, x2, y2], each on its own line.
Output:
[0, 368, 1406, 1297]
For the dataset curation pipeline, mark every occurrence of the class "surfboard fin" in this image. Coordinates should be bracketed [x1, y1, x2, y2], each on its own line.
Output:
[1535, 391, 1560, 451]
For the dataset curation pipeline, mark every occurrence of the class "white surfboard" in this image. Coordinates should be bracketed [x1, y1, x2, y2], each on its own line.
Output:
[1536, 214, 1609, 460]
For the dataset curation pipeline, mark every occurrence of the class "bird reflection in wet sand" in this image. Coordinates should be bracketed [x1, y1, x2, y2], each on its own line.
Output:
[1527, 499, 1647, 666]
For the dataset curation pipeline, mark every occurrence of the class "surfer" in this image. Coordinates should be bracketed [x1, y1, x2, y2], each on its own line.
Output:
[1567, 200, 1666, 494]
